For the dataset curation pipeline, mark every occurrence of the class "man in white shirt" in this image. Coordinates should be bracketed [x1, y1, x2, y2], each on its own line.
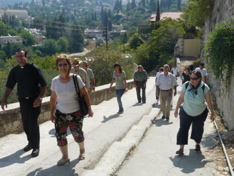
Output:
[156, 64, 178, 121]
[195, 63, 208, 83]
[171, 66, 179, 77]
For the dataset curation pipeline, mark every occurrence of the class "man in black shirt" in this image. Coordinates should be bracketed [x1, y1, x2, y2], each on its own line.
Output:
[1, 49, 47, 157]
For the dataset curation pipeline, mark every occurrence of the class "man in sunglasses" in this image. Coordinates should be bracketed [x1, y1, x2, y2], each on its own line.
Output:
[1, 49, 47, 157]
[70, 58, 90, 91]
[156, 64, 178, 121]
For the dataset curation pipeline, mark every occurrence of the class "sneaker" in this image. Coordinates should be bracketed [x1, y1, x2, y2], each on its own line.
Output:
[166, 117, 169, 121]
[117, 111, 123, 114]
[176, 148, 184, 156]
[162, 115, 165, 119]
[195, 144, 201, 152]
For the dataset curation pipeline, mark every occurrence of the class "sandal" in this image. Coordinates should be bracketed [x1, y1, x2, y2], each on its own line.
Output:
[57, 158, 70, 166]
[78, 153, 85, 160]
[176, 148, 184, 156]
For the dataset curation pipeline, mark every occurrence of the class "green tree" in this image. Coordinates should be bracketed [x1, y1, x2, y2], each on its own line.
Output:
[0, 50, 7, 62]
[156, 0, 160, 22]
[19, 30, 36, 46]
[33, 17, 44, 30]
[182, 0, 214, 27]
[69, 21, 84, 53]
[43, 39, 60, 56]
[7, 29, 17, 36]
[0, 21, 7, 36]
[128, 33, 144, 50]
[57, 37, 69, 53]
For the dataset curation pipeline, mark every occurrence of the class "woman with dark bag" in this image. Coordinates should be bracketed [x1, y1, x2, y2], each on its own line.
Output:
[174, 70, 215, 156]
[50, 54, 94, 166]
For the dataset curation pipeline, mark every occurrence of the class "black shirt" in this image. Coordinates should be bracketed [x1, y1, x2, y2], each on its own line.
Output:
[6, 62, 47, 98]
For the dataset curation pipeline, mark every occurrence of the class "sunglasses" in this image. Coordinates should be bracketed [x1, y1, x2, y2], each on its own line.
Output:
[190, 77, 199, 80]
[58, 63, 68, 67]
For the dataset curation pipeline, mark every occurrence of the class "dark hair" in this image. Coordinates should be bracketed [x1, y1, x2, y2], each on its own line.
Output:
[16, 48, 27, 57]
[200, 63, 204, 66]
[159, 67, 164, 72]
[114, 63, 122, 73]
[185, 67, 190, 72]
[191, 70, 202, 79]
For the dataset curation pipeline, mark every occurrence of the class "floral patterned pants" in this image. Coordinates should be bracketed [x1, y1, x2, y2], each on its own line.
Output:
[55, 110, 84, 146]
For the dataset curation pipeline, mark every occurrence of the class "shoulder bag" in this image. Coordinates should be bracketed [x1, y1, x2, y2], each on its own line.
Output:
[72, 74, 89, 116]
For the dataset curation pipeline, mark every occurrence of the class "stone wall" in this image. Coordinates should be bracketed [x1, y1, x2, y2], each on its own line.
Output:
[0, 80, 135, 138]
[204, 0, 234, 130]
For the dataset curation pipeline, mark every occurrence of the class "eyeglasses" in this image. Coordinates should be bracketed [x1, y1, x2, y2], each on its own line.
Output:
[190, 77, 199, 80]
[58, 63, 68, 67]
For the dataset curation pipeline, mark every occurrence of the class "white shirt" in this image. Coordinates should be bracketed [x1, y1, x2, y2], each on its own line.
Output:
[171, 67, 179, 76]
[195, 67, 208, 82]
[51, 75, 85, 113]
[156, 72, 178, 90]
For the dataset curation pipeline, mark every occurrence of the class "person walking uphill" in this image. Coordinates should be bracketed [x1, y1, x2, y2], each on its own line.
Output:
[50, 54, 94, 166]
[174, 70, 215, 156]
[156, 64, 177, 121]
[1, 49, 47, 157]
[109, 63, 128, 114]
[134, 65, 148, 103]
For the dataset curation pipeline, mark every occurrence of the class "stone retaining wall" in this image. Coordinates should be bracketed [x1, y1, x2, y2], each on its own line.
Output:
[204, 0, 234, 130]
[0, 80, 135, 138]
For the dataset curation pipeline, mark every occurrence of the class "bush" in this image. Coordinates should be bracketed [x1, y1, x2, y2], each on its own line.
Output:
[205, 19, 234, 87]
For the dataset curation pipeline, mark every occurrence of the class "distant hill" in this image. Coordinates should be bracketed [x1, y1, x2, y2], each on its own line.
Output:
[0, 0, 31, 8]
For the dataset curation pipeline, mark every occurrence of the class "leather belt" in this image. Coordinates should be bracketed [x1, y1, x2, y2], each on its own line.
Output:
[160, 89, 172, 91]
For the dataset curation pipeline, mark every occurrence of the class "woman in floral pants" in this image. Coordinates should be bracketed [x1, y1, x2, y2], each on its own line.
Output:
[50, 54, 94, 166]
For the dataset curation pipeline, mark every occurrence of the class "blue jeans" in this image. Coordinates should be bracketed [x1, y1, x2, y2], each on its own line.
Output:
[116, 89, 125, 112]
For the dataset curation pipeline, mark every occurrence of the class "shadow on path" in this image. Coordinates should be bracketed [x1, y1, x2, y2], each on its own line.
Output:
[27, 159, 81, 176]
[152, 118, 173, 126]
[169, 149, 210, 174]
[101, 114, 120, 123]
[0, 149, 31, 168]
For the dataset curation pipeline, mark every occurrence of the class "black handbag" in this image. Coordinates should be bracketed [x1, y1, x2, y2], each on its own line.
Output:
[73, 74, 89, 116]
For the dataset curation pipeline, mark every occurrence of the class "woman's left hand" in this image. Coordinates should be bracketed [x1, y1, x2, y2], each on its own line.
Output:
[125, 88, 128, 92]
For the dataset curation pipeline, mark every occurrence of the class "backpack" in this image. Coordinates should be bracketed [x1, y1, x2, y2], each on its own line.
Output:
[185, 81, 205, 93]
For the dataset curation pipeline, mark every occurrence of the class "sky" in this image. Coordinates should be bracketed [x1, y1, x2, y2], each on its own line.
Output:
[0, 0, 31, 8]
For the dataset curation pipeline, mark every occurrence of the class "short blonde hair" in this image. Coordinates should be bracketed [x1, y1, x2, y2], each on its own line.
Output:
[55, 54, 71, 70]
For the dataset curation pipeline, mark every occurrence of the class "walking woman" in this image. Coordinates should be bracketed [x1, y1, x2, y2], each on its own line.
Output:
[174, 70, 215, 156]
[50, 54, 94, 166]
[109, 63, 128, 114]
[180, 66, 190, 84]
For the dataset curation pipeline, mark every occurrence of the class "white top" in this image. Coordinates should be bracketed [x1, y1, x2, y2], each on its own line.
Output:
[171, 67, 179, 76]
[195, 67, 208, 82]
[156, 72, 178, 90]
[51, 75, 85, 113]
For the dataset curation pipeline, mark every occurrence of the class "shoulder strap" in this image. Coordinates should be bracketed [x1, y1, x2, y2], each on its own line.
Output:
[73, 74, 81, 96]
[202, 84, 205, 92]
[185, 82, 189, 89]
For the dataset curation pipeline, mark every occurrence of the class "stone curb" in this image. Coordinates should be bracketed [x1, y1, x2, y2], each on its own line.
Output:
[82, 108, 160, 176]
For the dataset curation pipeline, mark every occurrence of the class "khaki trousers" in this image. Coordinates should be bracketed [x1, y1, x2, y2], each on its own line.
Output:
[160, 89, 173, 118]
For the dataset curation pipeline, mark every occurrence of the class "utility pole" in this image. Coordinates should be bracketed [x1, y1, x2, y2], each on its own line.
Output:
[105, 25, 108, 50]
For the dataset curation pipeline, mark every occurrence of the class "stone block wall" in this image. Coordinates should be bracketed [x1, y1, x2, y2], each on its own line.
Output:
[204, 0, 234, 130]
[0, 80, 134, 137]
